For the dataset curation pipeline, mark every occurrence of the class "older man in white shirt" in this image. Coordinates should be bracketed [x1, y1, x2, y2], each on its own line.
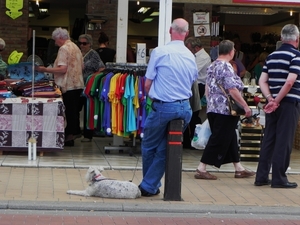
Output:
[185, 37, 211, 99]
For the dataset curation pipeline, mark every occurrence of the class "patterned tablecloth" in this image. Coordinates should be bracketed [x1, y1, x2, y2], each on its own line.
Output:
[0, 97, 65, 151]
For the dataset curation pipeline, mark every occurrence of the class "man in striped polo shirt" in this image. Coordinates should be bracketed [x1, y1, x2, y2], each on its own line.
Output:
[255, 24, 300, 189]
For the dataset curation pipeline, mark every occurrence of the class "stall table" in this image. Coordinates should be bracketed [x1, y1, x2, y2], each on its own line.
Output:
[0, 97, 65, 155]
[240, 124, 264, 162]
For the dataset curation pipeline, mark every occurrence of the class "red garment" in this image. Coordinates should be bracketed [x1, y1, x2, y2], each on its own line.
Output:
[84, 74, 96, 130]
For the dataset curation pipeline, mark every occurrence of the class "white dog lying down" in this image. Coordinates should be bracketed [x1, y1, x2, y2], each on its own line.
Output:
[67, 167, 141, 199]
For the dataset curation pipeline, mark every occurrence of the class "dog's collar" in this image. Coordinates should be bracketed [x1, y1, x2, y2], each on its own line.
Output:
[94, 174, 101, 179]
[92, 174, 103, 182]
[92, 174, 115, 182]
[93, 177, 115, 182]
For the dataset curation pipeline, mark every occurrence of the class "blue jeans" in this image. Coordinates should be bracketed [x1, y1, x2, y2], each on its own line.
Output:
[140, 100, 192, 194]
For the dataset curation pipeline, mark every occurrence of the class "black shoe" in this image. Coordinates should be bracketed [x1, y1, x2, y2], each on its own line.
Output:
[138, 185, 159, 197]
[254, 179, 271, 186]
[64, 140, 74, 147]
[271, 182, 298, 189]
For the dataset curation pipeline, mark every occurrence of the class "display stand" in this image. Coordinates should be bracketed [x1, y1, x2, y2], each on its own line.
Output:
[239, 86, 265, 162]
[240, 125, 264, 162]
[104, 135, 137, 156]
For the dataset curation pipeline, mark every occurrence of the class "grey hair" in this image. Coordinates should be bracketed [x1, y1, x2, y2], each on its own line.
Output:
[78, 34, 93, 45]
[281, 24, 299, 42]
[171, 19, 189, 34]
[0, 38, 5, 50]
[52, 27, 70, 40]
[185, 37, 202, 48]
[219, 40, 234, 55]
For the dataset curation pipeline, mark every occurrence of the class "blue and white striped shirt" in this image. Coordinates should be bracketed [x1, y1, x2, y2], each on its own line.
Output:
[263, 43, 300, 103]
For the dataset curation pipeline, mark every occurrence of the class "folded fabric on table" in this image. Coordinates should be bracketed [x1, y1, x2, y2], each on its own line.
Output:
[30, 91, 61, 98]
[23, 87, 55, 96]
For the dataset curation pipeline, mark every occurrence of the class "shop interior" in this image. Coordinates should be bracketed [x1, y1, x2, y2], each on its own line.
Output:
[28, 0, 299, 66]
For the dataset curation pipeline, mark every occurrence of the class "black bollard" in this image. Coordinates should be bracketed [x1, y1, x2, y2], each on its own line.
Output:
[164, 120, 184, 201]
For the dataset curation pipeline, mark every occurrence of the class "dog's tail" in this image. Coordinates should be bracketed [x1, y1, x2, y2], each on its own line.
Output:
[66, 190, 89, 197]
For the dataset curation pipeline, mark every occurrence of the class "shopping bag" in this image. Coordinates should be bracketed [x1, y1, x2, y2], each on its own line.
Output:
[191, 119, 211, 149]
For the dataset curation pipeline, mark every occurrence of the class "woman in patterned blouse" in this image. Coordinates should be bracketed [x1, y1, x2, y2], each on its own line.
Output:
[194, 40, 255, 180]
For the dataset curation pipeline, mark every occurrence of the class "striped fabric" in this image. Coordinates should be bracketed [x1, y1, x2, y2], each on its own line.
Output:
[263, 43, 300, 103]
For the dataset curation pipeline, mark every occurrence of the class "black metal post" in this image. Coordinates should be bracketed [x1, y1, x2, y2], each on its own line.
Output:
[164, 120, 184, 201]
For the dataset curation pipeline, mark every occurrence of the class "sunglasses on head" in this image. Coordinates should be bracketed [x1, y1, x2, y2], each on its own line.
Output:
[78, 42, 88, 46]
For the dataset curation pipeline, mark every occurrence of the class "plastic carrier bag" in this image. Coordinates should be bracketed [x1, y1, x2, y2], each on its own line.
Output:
[191, 119, 211, 149]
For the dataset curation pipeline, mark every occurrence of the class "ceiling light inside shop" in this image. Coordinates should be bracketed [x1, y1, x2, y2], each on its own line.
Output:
[142, 18, 154, 23]
[150, 11, 159, 16]
[39, 8, 48, 13]
[138, 7, 151, 14]
[219, 6, 278, 15]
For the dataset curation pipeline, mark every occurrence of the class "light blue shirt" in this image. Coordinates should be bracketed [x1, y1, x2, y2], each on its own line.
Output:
[145, 40, 198, 102]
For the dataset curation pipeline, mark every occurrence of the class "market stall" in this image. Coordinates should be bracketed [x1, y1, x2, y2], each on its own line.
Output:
[0, 97, 64, 155]
[0, 61, 65, 156]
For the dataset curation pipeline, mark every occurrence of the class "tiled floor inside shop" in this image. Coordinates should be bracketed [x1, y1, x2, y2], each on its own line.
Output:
[0, 136, 300, 174]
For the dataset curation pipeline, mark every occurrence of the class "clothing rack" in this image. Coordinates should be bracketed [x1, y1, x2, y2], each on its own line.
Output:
[106, 62, 148, 68]
[105, 62, 147, 72]
[103, 62, 147, 156]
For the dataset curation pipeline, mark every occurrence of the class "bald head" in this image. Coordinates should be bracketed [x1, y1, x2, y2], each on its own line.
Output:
[170, 18, 189, 41]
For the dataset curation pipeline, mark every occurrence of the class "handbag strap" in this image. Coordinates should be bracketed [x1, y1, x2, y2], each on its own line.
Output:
[212, 61, 228, 97]
[217, 83, 230, 101]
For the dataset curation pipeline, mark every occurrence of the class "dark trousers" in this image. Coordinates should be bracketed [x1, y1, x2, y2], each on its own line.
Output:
[201, 113, 240, 168]
[82, 96, 93, 139]
[198, 83, 205, 99]
[256, 101, 300, 185]
[62, 89, 83, 137]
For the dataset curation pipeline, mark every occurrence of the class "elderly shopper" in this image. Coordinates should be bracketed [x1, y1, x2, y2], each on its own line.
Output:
[36, 27, 84, 147]
[194, 40, 255, 180]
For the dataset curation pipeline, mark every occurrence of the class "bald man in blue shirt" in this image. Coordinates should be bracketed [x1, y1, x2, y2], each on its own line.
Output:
[139, 18, 198, 197]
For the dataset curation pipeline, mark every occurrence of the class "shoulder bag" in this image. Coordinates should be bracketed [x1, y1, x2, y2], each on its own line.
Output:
[218, 84, 246, 116]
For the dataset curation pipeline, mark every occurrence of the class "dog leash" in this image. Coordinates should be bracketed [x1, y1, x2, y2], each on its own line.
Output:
[129, 154, 140, 182]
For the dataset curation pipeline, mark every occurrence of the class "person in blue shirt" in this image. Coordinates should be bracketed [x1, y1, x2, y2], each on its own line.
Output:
[138, 18, 198, 197]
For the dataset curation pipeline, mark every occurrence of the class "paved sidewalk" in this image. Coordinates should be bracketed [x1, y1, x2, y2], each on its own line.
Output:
[0, 167, 299, 215]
